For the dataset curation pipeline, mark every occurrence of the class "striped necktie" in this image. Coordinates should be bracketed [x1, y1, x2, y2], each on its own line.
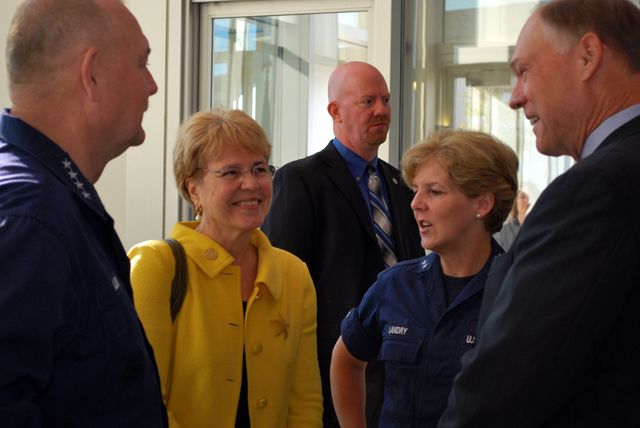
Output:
[367, 164, 398, 267]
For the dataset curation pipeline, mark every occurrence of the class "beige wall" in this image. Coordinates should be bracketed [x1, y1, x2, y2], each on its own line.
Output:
[0, 0, 181, 250]
[98, 0, 181, 251]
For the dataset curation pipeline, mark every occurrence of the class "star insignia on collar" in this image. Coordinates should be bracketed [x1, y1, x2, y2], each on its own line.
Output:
[60, 158, 90, 199]
[270, 313, 290, 339]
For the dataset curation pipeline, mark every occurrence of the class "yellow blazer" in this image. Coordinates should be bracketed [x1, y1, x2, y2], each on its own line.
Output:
[129, 222, 322, 427]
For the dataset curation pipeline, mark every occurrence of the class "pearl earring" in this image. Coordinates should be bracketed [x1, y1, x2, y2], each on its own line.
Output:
[195, 205, 203, 221]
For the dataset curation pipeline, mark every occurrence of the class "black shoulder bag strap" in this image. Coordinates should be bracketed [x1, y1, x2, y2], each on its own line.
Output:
[164, 238, 188, 322]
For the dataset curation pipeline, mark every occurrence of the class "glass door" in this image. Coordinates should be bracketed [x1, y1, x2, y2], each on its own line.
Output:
[400, 0, 574, 205]
[199, 0, 388, 168]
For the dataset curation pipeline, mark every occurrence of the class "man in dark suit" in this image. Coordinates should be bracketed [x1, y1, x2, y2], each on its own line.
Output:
[262, 61, 423, 427]
[439, 1, 640, 427]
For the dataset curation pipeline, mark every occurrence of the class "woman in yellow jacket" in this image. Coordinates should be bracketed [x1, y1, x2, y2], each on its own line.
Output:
[129, 109, 322, 427]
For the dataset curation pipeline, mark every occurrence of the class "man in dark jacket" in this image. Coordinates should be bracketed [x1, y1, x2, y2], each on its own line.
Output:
[263, 61, 423, 427]
[440, 1, 640, 426]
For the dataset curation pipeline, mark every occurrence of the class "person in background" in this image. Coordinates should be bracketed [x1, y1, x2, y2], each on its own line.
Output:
[0, 0, 166, 425]
[493, 189, 530, 251]
[330, 130, 518, 428]
[129, 109, 322, 427]
[262, 61, 423, 427]
[439, 0, 640, 426]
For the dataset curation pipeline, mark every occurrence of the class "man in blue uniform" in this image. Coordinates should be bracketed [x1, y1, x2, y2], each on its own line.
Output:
[0, 0, 167, 426]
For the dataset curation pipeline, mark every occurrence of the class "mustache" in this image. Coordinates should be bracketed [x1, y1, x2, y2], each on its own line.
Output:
[370, 118, 390, 126]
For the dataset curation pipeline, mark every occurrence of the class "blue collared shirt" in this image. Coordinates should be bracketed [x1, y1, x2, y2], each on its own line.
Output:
[0, 109, 167, 426]
[582, 104, 640, 159]
[340, 240, 503, 428]
[331, 138, 391, 220]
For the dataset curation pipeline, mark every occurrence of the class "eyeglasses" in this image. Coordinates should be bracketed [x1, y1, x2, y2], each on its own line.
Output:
[199, 164, 277, 181]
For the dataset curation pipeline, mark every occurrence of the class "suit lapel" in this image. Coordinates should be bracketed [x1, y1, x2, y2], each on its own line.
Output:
[318, 143, 377, 240]
[477, 250, 514, 330]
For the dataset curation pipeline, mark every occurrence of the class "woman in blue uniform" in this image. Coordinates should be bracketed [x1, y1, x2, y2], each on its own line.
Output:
[330, 130, 518, 427]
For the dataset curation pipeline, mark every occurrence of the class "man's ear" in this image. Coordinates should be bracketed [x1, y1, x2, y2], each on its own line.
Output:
[80, 47, 100, 102]
[327, 101, 340, 122]
[577, 32, 603, 82]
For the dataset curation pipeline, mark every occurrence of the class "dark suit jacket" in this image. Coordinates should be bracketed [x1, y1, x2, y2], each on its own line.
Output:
[439, 115, 640, 428]
[262, 142, 423, 426]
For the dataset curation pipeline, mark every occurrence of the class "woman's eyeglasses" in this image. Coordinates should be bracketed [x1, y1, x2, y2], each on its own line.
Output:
[199, 164, 277, 181]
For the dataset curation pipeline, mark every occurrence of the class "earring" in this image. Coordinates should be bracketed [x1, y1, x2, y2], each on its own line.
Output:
[195, 205, 203, 221]
[475, 213, 481, 219]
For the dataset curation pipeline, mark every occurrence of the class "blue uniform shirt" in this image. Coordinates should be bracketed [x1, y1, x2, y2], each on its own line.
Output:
[340, 240, 502, 427]
[0, 110, 167, 427]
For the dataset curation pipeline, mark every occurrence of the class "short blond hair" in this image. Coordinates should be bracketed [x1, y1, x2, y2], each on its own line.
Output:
[401, 129, 519, 234]
[173, 109, 271, 204]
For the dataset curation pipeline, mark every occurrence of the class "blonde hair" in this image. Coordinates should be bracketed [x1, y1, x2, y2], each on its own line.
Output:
[509, 189, 529, 221]
[173, 109, 271, 204]
[402, 129, 519, 234]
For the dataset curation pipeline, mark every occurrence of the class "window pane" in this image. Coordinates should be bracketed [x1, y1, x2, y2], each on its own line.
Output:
[401, 0, 573, 204]
[207, 12, 368, 167]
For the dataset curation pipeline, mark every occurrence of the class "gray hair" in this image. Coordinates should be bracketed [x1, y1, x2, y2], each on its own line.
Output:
[538, 0, 640, 71]
[6, 0, 111, 85]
